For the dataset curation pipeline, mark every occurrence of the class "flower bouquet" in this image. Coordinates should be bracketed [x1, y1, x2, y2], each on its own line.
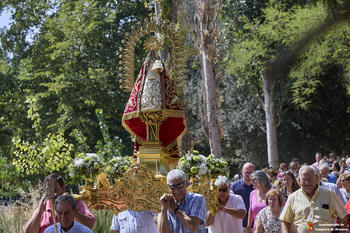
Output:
[105, 156, 132, 180]
[69, 153, 105, 184]
[206, 154, 230, 179]
[177, 150, 208, 179]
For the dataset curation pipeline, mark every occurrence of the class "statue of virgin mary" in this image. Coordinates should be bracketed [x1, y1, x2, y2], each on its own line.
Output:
[122, 50, 186, 158]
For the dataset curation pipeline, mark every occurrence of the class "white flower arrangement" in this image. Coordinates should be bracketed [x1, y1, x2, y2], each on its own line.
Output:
[105, 156, 132, 179]
[69, 153, 104, 182]
[177, 151, 230, 179]
[177, 150, 208, 179]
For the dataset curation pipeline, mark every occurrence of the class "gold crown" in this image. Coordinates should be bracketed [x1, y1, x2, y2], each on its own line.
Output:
[119, 19, 187, 92]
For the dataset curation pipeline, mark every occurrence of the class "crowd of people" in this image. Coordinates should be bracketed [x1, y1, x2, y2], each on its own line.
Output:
[23, 152, 350, 233]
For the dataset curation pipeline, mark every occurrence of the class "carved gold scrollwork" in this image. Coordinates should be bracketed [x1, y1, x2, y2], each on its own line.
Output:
[74, 164, 169, 215]
[139, 111, 169, 142]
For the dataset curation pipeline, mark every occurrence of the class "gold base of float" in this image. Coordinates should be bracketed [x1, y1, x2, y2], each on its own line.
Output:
[137, 141, 179, 176]
[74, 163, 219, 216]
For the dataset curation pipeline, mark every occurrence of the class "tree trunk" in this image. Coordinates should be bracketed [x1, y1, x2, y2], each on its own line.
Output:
[262, 71, 279, 168]
[200, 10, 222, 157]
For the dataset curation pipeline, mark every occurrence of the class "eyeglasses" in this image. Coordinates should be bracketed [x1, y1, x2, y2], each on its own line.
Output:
[282, 170, 293, 176]
[341, 179, 348, 183]
[243, 171, 253, 175]
[218, 188, 228, 192]
[168, 181, 186, 190]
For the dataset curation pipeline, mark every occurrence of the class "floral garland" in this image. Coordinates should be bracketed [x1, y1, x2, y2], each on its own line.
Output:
[177, 151, 230, 179]
[105, 156, 132, 179]
[69, 153, 104, 182]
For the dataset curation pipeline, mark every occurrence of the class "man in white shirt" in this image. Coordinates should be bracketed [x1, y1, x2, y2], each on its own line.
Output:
[206, 175, 246, 233]
[43, 195, 93, 233]
[111, 209, 157, 233]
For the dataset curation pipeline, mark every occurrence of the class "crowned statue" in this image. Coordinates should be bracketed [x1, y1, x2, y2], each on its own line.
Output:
[122, 50, 186, 174]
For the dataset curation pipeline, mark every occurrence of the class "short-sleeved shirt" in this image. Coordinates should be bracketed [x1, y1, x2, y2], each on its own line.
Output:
[256, 206, 282, 232]
[249, 189, 267, 230]
[110, 209, 157, 233]
[280, 185, 348, 233]
[230, 178, 254, 227]
[32, 199, 95, 233]
[321, 181, 347, 205]
[43, 221, 93, 233]
[161, 191, 206, 233]
[208, 193, 246, 233]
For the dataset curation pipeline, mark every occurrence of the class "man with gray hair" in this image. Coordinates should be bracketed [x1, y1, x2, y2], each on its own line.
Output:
[43, 195, 93, 233]
[319, 163, 337, 184]
[158, 169, 207, 233]
[206, 175, 246, 233]
[280, 165, 348, 232]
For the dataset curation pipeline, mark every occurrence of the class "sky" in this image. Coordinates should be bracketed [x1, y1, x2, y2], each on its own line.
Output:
[0, 10, 12, 29]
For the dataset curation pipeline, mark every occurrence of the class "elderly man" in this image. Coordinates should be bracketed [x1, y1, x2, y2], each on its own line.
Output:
[206, 175, 246, 233]
[230, 162, 254, 232]
[43, 195, 93, 233]
[23, 174, 95, 233]
[319, 163, 337, 184]
[158, 169, 207, 233]
[280, 165, 348, 233]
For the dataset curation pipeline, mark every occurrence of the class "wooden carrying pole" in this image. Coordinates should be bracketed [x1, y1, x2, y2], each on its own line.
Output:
[49, 198, 58, 233]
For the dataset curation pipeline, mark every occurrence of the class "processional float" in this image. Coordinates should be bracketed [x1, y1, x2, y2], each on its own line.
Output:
[73, 19, 219, 216]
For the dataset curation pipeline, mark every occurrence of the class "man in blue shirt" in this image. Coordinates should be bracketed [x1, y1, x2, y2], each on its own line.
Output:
[230, 162, 254, 232]
[158, 169, 206, 233]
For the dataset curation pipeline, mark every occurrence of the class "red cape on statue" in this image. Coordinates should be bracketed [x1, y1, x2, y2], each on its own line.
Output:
[122, 53, 186, 157]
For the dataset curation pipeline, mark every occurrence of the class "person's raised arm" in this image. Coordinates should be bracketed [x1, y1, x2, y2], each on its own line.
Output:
[219, 204, 246, 219]
[23, 196, 46, 233]
[75, 211, 94, 229]
[205, 211, 214, 227]
[282, 221, 291, 233]
[175, 209, 202, 232]
[255, 219, 263, 233]
[158, 194, 172, 233]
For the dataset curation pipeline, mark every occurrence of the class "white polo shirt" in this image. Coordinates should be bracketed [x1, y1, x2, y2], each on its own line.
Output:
[110, 209, 157, 233]
[209, 193, 246, 233]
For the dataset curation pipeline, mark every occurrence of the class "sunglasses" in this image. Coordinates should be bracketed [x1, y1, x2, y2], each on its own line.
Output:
[218, 188, 228, 192]
[168, 181, 186, 190]
[282, 170, 293, 176]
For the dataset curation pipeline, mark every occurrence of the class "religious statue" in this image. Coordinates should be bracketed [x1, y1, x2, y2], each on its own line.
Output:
[122, 50, 186, 172]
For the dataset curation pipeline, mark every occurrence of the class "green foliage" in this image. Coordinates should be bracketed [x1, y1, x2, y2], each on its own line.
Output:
[0, 155, 18, 198]
[12, 132, 73, 176]
[91, 209, 114, 233]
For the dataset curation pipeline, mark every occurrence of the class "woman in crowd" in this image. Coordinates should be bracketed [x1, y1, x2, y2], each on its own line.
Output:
[267, 168, 280, 187]
[255, 189, 284, 233]
[247, 170, 271, 233]
[279, 170, 299, 201]
[339, 173, 350, 202]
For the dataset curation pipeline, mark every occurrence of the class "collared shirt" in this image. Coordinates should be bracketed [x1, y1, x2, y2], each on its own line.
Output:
[321, 181, 347, 205]
[31, 199, 95, 233]
[162, 191, 206, 233]
[43, 221, 93, 233]
[280, 185, 347, 233]
[208, 193, 246, 233]
[110, 209, 157, 233]
[230, 178, 254, 227]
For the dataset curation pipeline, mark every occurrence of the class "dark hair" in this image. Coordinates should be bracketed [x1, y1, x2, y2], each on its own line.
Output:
[55, 194, 77, 211]
[267, 168, 278, 177]
[44, 174, 64, 188]
[332, 161, 340, 172]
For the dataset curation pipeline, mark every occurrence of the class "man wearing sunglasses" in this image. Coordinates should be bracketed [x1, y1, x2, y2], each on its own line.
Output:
[158, 169, 207, 233]
[206, 175, 246, 233]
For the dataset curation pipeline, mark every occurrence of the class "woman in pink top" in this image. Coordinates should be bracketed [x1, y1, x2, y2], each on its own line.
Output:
[247, 170, 271, 233]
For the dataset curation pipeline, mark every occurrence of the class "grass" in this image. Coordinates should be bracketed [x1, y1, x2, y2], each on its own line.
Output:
[0, 183, 115, 233]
